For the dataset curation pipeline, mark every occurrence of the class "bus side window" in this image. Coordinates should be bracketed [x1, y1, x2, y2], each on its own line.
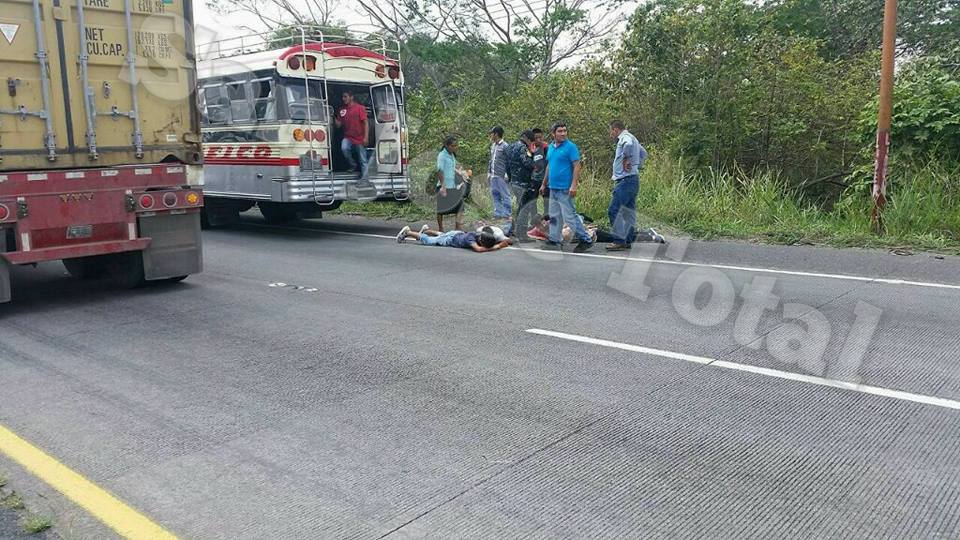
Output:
[227, 82, 253, 124]
[202, 85, 231, 125]
[252, 78, 277, 122]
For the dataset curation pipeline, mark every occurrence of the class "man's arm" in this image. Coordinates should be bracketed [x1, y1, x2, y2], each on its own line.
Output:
[360, 113, 369, 146]
[471, 239, 512, 253]
[540, 165, 550, 195]
[569, 160, 582, 196]
[621, 140, 633, 172]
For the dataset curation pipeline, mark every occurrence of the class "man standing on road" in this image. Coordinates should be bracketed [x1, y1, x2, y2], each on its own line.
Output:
[539, 123, 594, 252]
[531, 128, 549, 225]
[606, 120, 647, 251]
[488, 126, 511, 220]
[335, 91, 370, 185]
[506, 130, 538, 241]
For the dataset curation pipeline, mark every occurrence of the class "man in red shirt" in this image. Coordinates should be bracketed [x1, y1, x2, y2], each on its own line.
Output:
[335, 91, 370, 183]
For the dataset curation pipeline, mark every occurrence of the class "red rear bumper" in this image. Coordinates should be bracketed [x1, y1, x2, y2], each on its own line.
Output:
[0, 164, 201, 265]
[2, 239, 151, 265]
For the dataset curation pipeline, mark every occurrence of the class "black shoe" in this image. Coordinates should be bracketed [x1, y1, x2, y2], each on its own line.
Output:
[573, 241, 594, 253]
[540, 241, 561, 251]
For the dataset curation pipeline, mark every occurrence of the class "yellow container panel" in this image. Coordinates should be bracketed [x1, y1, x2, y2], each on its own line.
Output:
[0, 0, 201, 172]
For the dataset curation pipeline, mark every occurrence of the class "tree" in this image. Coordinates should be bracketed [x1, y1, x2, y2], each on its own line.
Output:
[354, 0, 627, 76]
[765, 0, 960, 61]
[206, 0, 343, 32]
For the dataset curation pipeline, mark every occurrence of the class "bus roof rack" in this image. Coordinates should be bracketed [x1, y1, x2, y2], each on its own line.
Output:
[196, 25, 401, 67]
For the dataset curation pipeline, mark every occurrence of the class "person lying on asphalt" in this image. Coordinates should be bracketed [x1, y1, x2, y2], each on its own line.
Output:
[396, 225, 513, 253]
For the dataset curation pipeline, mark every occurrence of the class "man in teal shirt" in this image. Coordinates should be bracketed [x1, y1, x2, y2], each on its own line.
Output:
[538, 123, 594, 252]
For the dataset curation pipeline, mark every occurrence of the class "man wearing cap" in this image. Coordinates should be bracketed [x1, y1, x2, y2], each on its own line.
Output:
[488, 126, 511, 219]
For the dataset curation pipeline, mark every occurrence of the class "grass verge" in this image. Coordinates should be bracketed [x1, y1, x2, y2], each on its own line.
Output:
[334, 153, 960, 254]
[0, 472, 53, 536]
[21, 513, 52, 535]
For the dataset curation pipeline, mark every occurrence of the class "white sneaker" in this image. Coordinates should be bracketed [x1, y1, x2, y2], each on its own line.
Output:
[419, 224, 429, 234]
[397, 225, 411, 244]
[650, 228, 666, 244]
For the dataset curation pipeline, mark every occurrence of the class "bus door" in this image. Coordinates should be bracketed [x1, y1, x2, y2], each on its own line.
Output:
[370, 83, 401, 174]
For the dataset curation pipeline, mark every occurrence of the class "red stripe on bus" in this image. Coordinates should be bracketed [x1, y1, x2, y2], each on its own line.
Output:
[205, 158, 301, 166]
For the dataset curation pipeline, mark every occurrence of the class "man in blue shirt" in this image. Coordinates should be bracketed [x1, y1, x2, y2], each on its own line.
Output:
[539, 123, 594, 252]
[396, 225, 512, 253]
[606, 120, 648, 250]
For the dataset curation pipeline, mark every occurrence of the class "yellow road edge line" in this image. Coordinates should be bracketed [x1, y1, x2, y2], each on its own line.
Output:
[0, 424, 177, 540]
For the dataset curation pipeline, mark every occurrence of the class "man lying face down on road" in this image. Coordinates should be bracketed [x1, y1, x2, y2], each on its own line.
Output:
[396, 225, 513, 253]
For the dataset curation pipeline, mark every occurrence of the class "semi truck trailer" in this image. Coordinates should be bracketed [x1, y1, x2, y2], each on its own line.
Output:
[0, 0, 203, 303]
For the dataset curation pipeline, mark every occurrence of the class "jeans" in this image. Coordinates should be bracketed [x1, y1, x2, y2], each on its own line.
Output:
[511, 185, 539, 237]
[419, 231, 458, 246]
[490, 176, 511, 218]
[341, 138, 369, 180]
[549, 189, 592, 244]
[608, 175, 639, 244]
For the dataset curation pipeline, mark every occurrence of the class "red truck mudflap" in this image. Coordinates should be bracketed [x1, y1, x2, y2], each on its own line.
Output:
[0, 164, 203, 302]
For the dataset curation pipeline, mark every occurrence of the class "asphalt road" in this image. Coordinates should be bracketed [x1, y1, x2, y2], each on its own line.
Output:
[1, 214, 960, 539]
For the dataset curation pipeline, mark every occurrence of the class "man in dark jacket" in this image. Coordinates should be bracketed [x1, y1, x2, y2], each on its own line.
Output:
[506, 130, 538, 241]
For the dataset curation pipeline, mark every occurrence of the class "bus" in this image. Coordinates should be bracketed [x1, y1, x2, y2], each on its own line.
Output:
[196, 28, 410, 225]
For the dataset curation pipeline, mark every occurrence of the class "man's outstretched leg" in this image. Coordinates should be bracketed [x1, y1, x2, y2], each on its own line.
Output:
[397, 224, 431, 243]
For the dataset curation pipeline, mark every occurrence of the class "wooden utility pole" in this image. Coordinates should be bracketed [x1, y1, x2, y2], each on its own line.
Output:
[872, 0, 897, 233]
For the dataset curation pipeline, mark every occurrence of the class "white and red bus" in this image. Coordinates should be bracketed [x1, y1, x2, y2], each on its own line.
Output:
[196, 28, 410, 225]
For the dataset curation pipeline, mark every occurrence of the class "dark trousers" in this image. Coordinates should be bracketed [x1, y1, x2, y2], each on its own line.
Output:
[608, 175, 639, 244]
[511, 185, 540, 237]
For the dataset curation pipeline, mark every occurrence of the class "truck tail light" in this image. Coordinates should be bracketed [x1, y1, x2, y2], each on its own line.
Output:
[163, 192, 178, 208]
[0, 204, 8, 221]
[312, 129, 325, 142]
[293, 128, 305, 142]
[139, 194, 155, 209]
[388, 66, 400, 79]
[185, 192, 200, 205]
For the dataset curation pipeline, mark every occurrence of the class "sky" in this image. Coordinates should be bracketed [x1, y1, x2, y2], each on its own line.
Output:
[193, 0, 395, 46]
[192, 0, 634, 63]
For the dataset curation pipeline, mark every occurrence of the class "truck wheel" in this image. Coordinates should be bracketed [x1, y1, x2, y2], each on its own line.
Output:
[63, 257, 106, 279]
[106, 252, 145, 289]
[259, 203, 298, 224]
[200, 208, 213, 230]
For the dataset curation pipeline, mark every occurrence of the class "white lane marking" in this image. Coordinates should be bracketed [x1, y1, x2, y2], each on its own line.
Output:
[244, 223, 960, 291]
[527, 328, 960, 411]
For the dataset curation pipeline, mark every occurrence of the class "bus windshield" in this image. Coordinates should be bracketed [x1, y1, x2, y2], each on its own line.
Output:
[281, 78, 327, 123]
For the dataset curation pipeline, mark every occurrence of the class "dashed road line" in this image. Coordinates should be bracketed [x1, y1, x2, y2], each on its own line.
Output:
[0, 424, 177, 539]
[243, 223, 960, 292]
[527, 328, 960, 411]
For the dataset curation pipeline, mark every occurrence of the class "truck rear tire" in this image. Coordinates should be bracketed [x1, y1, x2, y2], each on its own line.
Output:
[63, 256, 107, 279]
[106, 252, 145, 289]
